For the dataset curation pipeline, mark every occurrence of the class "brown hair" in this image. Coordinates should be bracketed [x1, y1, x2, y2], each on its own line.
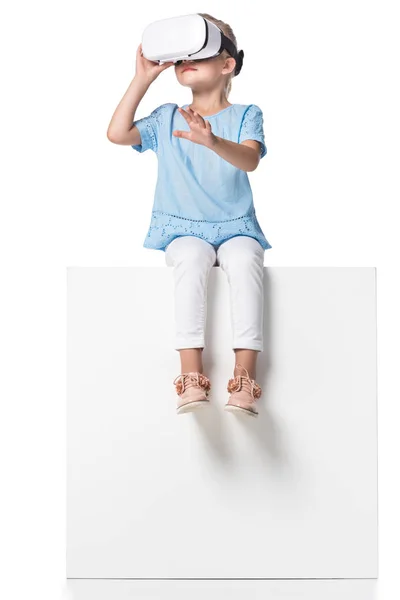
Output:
[197, 13, 238, 98]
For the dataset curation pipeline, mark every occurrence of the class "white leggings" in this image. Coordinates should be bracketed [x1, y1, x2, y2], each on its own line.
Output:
[165, 235, 265, 352]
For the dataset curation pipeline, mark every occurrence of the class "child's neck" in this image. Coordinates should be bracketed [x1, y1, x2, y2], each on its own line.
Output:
[188, 92, 232, 117]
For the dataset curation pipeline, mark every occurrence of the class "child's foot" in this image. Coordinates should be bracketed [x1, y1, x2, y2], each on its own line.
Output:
[173, 371, 211, 414]
[225, 363, 262, 417]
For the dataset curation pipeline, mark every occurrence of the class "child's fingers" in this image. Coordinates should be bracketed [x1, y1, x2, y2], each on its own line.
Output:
[177, 107, 192, 123]
[187, 107, 199, 120]
[159, 61, 175, 70]
[172, 130, 189, 139]
[187, 108, 206, 127]
[180, 107, 204, 127]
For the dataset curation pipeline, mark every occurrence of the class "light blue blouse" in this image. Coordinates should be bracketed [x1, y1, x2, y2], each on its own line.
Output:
[131, 102, 272, 252]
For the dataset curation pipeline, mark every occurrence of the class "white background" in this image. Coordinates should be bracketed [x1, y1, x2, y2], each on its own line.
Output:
[0, 0, 398, 598]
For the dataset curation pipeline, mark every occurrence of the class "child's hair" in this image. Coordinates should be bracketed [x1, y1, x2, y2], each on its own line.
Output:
[197, 13, 238, 98]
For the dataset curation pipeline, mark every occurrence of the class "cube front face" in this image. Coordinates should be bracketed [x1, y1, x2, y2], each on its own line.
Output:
[67, 267, 378, 579]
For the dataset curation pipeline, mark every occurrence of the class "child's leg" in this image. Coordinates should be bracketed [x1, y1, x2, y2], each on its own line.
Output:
[232, 349, 258, 380]
[165, 236, 217, 373]
[179, 348, 204, 374]
[216, 236, 265, 379]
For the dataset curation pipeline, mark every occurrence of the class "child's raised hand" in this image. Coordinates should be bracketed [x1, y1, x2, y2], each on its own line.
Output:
[135, 44, 174, 84]
[173, 107, 217, 149]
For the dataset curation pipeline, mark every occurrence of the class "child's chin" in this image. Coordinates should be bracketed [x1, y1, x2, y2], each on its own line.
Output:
[179, 80, 203, 91]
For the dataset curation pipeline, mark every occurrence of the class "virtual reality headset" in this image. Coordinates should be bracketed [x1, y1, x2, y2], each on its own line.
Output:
[141, 13, 244, 76]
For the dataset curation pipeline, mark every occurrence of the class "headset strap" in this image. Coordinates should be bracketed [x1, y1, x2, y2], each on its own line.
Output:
[219, 31, 244, 76]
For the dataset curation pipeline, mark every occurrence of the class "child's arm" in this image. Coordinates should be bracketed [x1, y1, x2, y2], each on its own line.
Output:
[173, 105, 267, 172]
[107, 44, 173, 146]
[209, 137, 261, 172]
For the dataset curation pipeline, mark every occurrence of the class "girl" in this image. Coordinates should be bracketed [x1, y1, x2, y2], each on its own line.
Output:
[107, 13, 271, 418]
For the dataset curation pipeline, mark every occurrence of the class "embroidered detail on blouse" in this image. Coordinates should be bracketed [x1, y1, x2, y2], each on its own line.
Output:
[146, 121, 157, 152]
[132, 103, 172, 153]
[238, 104, 267, 158]
[143, 210, 272, 252]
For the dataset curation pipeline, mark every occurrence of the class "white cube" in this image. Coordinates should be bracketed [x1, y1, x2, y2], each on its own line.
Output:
[67, 267, 378, 578]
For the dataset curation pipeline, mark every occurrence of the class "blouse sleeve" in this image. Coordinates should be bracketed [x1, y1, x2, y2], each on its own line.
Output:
[238, 104, 267, 159]
[131, 103, 167, 153]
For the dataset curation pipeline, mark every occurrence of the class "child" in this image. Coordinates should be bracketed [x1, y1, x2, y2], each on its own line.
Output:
[107, 13, 271, 418]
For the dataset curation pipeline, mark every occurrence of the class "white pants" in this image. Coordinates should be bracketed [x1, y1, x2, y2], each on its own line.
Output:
[165, 235, 265, 352]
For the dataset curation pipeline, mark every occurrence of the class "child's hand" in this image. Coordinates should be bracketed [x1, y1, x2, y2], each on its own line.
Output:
[135, 44, 174, 84]
[173, 107, 217, 149]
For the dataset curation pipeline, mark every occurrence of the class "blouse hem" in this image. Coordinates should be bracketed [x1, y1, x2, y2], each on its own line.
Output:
[142, 210, 272, 253]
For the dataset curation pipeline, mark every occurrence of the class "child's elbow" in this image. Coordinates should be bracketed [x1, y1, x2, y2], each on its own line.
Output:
[107, 129, 120, 144]
[247, 156, 260, 172]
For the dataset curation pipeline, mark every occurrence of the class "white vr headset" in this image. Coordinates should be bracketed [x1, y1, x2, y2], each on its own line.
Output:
[141, 13, 244, 76]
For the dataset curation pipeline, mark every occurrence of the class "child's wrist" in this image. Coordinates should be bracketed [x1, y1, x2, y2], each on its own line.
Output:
[132, 74, 153, 88]
[208, 134, 220, 150]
